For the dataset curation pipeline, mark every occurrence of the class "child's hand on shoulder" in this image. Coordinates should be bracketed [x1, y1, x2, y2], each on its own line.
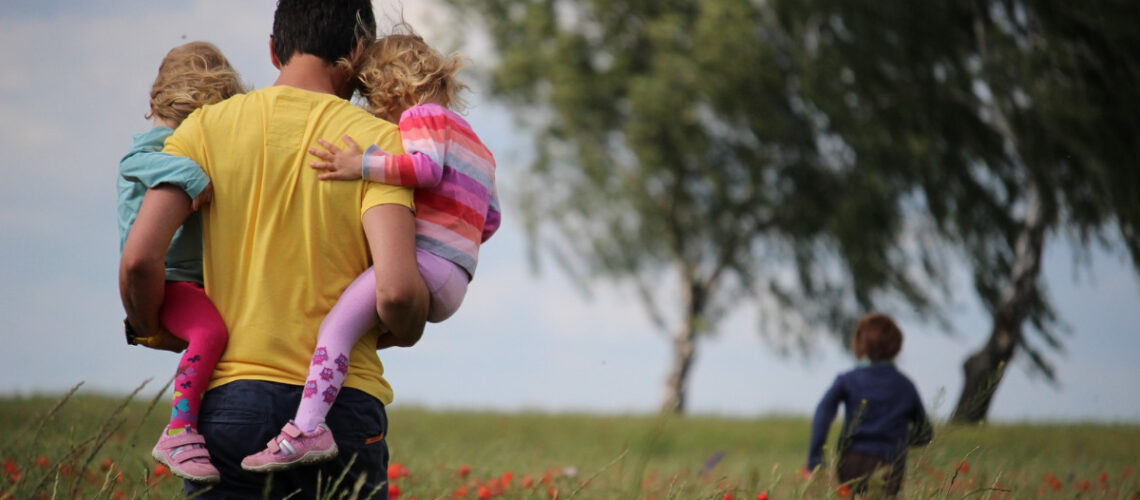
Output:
[309, 135, 365, 181]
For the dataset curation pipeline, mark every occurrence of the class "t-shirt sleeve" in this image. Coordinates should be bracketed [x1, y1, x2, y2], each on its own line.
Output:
[361, 182, 414, 217]
[358, 116, 414, 215]
[162, 112, 207, 176]
[123, 133, 213, 199]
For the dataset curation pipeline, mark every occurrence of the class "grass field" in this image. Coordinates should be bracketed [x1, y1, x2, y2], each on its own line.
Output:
[1, 383, 1137, 499]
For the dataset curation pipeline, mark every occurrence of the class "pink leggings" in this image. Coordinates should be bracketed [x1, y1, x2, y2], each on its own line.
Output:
[292, 250, 466, 431]
[160, 281, 228, 431]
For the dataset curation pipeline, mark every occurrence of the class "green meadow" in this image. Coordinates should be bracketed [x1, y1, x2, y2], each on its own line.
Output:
[1, 384, 1137, 499]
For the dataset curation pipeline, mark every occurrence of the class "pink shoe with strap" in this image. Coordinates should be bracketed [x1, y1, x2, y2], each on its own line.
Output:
[151, 426, 220, 483]
[241, 421, 338, 472]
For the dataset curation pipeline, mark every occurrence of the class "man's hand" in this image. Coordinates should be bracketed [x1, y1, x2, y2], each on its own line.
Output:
[191, 182, 213, 211]
[127, 320, 188, 352]
[309, 135, 366, 180]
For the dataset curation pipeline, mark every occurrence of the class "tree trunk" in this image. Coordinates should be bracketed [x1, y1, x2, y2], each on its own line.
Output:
[660, 281, 705, 414]
[660, 322, 698, 414]
[952, 186, 1046, 423]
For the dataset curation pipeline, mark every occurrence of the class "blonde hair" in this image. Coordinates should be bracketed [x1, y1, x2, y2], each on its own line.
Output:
[147, 41, 245, 126]
[353, 32, 467, 122]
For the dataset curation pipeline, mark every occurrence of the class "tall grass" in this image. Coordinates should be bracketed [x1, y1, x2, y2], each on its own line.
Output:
[1, 385, 1137, 499]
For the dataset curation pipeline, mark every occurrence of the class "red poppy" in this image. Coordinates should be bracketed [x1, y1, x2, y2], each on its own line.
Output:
[756, 492, 769, 500]
[458, 465, 471, 478]
[388, 483, 401, 499]
[388, 462, 409, 480]
[33, 456, 50, 468]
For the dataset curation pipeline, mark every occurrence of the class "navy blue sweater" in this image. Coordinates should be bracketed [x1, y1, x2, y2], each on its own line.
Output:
[806, 362, 932, 470]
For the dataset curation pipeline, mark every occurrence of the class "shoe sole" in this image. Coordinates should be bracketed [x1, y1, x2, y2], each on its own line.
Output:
[151, 447, 221, 484]
[240, 445, 340, 473]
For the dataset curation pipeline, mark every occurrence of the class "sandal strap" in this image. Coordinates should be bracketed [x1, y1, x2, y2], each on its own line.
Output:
[171, 446, 211, 464]
[163, 430, 207, 448]
[262, 422, 307, 456]
[281, 421, 304, 438]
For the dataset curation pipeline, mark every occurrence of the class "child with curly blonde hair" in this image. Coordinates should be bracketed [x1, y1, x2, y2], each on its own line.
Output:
[241, 30, 500, 471]
[117, 41, 244, 483]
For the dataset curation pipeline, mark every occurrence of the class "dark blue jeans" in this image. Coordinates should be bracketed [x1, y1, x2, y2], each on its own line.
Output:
[184, 380, 389, 499]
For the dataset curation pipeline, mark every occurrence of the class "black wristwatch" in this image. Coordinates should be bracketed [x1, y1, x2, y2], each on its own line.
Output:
[124, 319, 140, 346]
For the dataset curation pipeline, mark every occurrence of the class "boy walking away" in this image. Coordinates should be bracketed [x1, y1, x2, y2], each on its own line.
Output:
[805, 313, 933, 498]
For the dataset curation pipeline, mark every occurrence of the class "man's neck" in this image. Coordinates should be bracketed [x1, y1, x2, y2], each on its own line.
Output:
[273, 54, 348, 97]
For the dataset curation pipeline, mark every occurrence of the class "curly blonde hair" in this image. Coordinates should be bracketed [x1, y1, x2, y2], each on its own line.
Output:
[353, 32, 467, 122]
[147, 41, 245, 127]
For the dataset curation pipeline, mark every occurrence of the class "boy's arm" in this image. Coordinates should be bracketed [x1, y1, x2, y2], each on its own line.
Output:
[119, 185, 194, 337]
[362, 204, 429, 347]
[806, 377, 844, 471]
[908, 395, 934, 447]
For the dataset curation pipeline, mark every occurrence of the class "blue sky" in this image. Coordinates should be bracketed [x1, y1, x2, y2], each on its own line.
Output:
[1, 2, 1138, 423]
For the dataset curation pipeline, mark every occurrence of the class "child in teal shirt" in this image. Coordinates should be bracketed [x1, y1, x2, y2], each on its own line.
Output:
[117, 41, 244, 484]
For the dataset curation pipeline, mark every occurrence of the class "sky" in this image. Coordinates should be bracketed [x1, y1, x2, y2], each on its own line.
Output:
[1, 1, 1138, 424]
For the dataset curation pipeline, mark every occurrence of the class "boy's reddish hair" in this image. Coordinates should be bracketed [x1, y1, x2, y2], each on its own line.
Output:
[851, 313, 903, 361]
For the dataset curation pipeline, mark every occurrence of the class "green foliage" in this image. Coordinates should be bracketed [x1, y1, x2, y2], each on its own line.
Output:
[451, 0, 1140, 417]
[775, 0, 1140, 378]
[451, 0, 950, 353]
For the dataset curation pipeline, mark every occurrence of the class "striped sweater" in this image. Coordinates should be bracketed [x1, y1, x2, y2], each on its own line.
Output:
[362, 103, 500, 279]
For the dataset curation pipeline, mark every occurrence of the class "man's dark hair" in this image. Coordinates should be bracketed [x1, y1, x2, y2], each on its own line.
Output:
[272, 0, 377, 66]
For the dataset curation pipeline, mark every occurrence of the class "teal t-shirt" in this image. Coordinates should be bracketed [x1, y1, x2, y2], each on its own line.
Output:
[117, 126, 210, 283]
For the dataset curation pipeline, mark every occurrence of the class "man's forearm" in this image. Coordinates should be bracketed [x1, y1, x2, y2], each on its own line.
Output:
[374, 276, 429, 346]
[119, 186, 194, 336]
[120, 255, 166, 336]
[362, 203, 429, 347]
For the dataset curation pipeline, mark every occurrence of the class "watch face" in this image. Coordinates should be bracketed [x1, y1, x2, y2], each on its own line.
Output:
[124, 320, 139, 345]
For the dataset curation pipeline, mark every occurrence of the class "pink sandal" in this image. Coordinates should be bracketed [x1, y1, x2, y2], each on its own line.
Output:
[151, 426, 220, 483]
[241, 421, 338, 472]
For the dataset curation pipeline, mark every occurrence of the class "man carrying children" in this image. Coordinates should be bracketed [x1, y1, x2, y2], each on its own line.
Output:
[119, 1, 429, 497]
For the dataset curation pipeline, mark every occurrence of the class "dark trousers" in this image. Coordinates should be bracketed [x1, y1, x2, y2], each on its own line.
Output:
[837, 451, 905, 498]
[184, 380, 390, 499]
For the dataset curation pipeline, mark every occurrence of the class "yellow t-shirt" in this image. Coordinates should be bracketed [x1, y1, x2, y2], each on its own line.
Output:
[164, 86, 413, 404]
